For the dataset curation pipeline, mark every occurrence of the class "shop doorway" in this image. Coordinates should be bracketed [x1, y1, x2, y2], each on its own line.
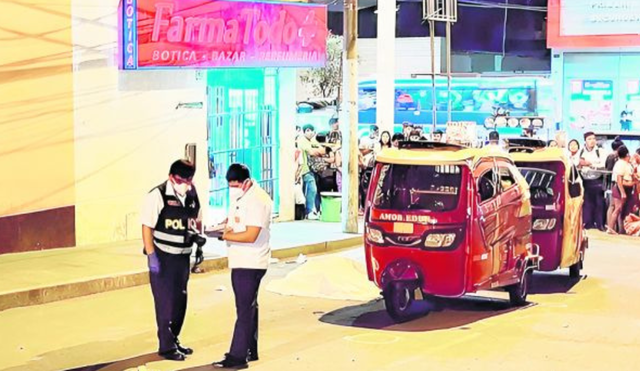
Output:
[206, 68, 280, 221]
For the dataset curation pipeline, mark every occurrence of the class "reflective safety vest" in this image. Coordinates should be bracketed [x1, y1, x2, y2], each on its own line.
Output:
[152, 182, 200, 255]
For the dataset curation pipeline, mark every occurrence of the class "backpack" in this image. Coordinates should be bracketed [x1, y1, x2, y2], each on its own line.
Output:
[308, 154, 329, 173]
[579, 147, 601, 160]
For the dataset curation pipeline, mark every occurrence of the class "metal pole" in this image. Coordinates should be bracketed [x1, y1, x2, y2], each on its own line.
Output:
[341, 0, 358, 234]
[446, 20, 452, 125]
[377, 0, 396, 136]
[429, 19, 437, 134]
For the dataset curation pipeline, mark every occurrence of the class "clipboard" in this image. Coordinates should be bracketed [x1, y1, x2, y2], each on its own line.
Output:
[204, 224, 225, 239]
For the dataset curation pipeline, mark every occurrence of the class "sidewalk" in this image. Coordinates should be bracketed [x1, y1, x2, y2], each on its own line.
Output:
[0, 221, 363, 312]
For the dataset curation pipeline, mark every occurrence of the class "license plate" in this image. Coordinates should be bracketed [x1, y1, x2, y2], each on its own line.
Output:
[393, 222, 414, 234]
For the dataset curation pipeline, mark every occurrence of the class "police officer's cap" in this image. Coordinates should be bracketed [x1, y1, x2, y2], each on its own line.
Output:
[170, 160, 195, 179]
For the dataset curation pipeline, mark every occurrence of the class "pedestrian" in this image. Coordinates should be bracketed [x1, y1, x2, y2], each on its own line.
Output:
[432, 130, 444, 143]
[369, 124, 380, 143]
[408, 129, 422, 142]
[555, 131, 568, 148]
[604, 138, 624, 229]
[402, 122, 413, 141]
[213, 164, 273, 369]
[296, 124, 324, 220]
[141, 159, 202, 361]
[579, 131, 607, 230]
[391, 133, 404, 148]
[488, 130, 500, 146]
[567, 139, 581, 167]
[379, 131, 392, 152]
[607, 146, 635, 234]
[327, 117, 342, 145]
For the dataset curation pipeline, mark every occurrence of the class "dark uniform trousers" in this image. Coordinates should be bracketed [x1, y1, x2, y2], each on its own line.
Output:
[149, 248, 191, 353]
[229, 268, 267, 360]
[583, 179, 605, 229]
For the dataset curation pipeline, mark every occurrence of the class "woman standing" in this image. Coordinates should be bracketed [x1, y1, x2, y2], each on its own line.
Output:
[608, 146, 636, 234]
[379, 131, 392, 151]
[567, 139, 581, 167]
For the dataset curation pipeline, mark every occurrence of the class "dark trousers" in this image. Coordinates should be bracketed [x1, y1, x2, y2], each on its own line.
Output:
[229, 268, 267, 361]
[583, 179, 605, 229]
[149, 249, 190, 353]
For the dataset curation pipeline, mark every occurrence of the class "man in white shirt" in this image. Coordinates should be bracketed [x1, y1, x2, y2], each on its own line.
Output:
[213, 164, 273, 370]
[579, 131, 607, 230]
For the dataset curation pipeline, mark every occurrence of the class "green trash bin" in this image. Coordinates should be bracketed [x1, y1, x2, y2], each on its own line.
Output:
[320, 192, 342, 222]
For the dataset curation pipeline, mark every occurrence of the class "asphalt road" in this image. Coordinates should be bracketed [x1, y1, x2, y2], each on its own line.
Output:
[1, 231, 639, 371]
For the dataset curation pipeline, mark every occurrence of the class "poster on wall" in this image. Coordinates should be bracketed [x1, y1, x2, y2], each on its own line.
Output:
[446, 121, 477, 145]
[622, 80, 640, 131]
[121, 0, 328, 69]
[567, 80, 613, 132]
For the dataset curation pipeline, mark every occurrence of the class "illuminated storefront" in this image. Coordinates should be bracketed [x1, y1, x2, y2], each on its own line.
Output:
[548, 0, 640, 141]
[356, 76, 553, 137]
[121, 0, 328, 221]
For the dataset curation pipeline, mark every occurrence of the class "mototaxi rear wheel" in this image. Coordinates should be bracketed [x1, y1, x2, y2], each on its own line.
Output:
[508, 269, 532, 307]
[569, 259, 582, 278]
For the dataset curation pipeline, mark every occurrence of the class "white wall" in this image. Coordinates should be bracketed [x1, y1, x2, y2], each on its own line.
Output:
[72, 0, 208, 245]
[358, 37, 443, 79]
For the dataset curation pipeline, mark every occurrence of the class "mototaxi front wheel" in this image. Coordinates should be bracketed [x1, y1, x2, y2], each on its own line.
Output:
[383, 281, 426, 323]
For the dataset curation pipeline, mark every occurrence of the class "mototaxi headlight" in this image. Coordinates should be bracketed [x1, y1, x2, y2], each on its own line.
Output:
[424, 233, 457, 248]
[366, 227, 384, 244]
[533, 218, 557, 231]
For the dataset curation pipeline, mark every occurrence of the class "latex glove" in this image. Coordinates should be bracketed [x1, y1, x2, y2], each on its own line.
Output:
[194, 247, 204, 266]
[148, 252, 161, 274]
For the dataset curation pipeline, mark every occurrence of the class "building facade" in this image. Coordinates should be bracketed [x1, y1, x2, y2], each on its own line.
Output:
[548, 0, 640, 141]
[0, 0, 327, 254]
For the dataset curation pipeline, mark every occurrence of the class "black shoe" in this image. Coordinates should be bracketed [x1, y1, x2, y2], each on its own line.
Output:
[247, 350, 259, 362]
[176, 343, 193, 355]
[212, 355, 248, 369]
[159, 350, 186, 361]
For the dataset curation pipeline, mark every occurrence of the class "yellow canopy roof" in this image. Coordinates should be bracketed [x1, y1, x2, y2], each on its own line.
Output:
[376, 145, 513, 166]
[510, 148, 569, 164]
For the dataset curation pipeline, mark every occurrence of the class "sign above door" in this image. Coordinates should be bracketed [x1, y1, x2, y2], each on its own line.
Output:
[120, 0, 328, 69]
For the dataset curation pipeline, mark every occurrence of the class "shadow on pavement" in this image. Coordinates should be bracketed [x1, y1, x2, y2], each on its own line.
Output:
[181, 364, 216, 371]
[530, 272, 585, 295]
[320, 296, 534, 332]
[64, 353, 160, 371]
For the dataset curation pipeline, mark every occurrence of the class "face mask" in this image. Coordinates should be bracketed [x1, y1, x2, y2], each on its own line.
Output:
[229, 179, 252, 200]
[229, 187, 243, 200]
[173, 181, 190, 197]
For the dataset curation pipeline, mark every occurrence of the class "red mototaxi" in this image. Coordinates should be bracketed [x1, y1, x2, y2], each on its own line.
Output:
[364, 142, 541, 322]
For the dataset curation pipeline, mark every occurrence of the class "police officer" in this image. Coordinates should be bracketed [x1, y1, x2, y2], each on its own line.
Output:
[141, 159, 201, 361]
[212, 163, 273, 369]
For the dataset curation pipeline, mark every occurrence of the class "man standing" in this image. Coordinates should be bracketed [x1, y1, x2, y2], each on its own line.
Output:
[327, 117, 342, 145]
[488, 131, 500, 146]
[432, 130, 444, 143]
[579, 131, 607, 230]
[213, 164, 273, 370]
[402, 122, 413, 141]
[296, 124, 323, 220]
[369, 124, 380, 143]
[141, 159, 201, 361]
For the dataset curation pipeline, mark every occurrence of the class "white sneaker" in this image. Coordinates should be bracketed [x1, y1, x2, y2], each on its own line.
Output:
[307, 211, 320, 220]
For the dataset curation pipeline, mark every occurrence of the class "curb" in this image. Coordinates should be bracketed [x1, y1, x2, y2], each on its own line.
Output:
[0, 236, 362, 312]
